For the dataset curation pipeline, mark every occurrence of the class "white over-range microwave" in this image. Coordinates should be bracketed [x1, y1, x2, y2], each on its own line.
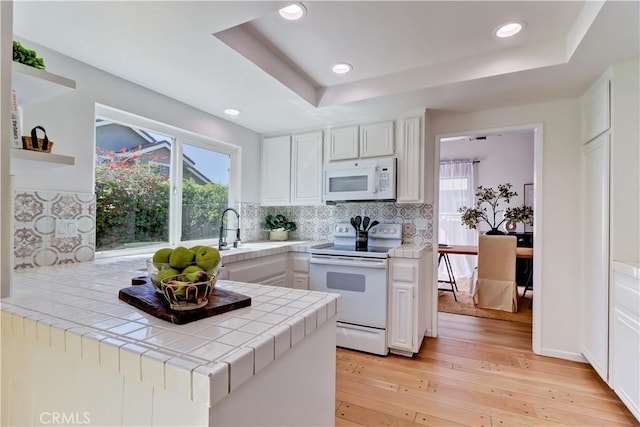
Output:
[323, 157, 396, 203]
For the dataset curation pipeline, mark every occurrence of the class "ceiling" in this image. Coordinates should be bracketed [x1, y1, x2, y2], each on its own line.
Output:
[12, 1, 640, 135]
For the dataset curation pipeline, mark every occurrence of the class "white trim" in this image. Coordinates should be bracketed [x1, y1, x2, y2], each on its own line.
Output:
[540, 347, 588, 363]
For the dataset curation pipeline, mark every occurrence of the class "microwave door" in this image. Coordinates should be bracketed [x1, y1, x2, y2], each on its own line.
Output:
[325, 168, 376, 201]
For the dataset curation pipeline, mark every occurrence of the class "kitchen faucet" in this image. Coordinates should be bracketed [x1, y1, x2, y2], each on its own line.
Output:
[218, 207, 241, 250]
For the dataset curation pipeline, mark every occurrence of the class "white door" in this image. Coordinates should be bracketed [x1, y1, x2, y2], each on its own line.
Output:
[261, 136, 291, 206]
[360, 121, 394, 158]
[291, 131, 323, 205]
[389, 282, 414, 352]
[581, 132, 610, 382]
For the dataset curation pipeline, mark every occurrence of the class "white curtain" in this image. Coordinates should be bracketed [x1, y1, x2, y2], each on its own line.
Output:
[439, 161, 477, 281]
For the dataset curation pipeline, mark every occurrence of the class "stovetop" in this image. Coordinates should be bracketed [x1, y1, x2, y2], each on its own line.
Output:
[310, 223, 403, 259]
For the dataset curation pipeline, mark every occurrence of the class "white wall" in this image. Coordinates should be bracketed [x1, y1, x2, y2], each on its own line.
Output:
[1, 0, 13, 297]
[430, 99, 583, 360]
[440, 131, 534, 233]
[610, 58, 640, 264]
[13, 38, 262, 203]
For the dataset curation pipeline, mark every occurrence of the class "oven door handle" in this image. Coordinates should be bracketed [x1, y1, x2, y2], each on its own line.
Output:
[309, 255, 387, 269]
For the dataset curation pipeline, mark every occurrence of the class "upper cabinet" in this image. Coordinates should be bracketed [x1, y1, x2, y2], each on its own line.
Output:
[360, 120, 394, 158]
[261, 135, 291, 206]
[396, 116, 423, 203]
[581, 71, 611, 143]
[327, 125, 359, 160]
[291, 131, 323, 205]
[261, 131, 323, 206]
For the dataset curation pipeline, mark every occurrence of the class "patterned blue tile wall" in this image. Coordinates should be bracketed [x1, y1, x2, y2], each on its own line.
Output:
[14, 190, 96, 269]
[239, 202, 433, 246]
[13, 192, 432, 269]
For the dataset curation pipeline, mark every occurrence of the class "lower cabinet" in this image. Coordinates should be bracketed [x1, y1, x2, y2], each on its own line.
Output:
[388, 253, 428, 356]
[224, 253, 289, 287]
[610, 265, 640, 421]
[291, 252, 310, 290]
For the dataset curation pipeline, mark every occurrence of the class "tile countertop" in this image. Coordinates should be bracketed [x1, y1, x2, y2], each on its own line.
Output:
[1, 255, 339, 408]
[389, 243, 432, 259]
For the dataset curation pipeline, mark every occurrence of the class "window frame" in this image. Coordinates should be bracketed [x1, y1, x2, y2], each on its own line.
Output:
[94, 104, 241, 258]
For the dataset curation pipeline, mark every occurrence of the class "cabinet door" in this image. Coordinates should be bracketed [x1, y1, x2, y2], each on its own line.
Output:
[396, 116, 422, 203]
[291, 131, 323, 205]
[327, 126, 359, 160]
[261, 136, 291, 206]
[581, 133, 610, 382]
[360, 121, 394, 158]
[581, 74, 611, 143]
[292, 272, 309, 290]
[389, 282, 415, 352]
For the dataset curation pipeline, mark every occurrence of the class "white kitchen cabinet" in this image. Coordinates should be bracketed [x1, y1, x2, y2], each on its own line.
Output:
[396, 116, 423, 203]
[389, 281, 414, 353]
[291, 131, 323, 205]
[224, 253, 289, 287]
[360, 121, 394, 158]
[581, 72, 611, 143]
[327, 125, 359, 160]
[291, 252, 310, 290]
[261, 136, 291, 206]
[581, 132, 610, 382]
[388, 253, 428, 356]
[610, 264, 640, 421]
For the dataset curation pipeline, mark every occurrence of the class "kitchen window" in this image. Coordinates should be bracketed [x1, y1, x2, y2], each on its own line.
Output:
[94, 106, 236, 255]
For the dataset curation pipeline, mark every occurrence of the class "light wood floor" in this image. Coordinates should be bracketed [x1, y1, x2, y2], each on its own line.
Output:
[335, 313, 638, 426]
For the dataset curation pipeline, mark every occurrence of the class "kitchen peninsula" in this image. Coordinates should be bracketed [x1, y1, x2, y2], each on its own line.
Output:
[1, 252, 339, 426]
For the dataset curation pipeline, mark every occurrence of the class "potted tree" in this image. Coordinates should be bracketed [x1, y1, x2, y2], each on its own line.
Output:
[263, 214, 297, 241]
[458, 183, 532, 234]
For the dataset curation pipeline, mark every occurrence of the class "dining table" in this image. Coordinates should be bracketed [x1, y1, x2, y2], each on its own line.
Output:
[438, 244, 533, 258]
[437, 244, 534, 306]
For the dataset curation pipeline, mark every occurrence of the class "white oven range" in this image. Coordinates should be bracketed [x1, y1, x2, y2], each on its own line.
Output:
[309, 223, 402, 355]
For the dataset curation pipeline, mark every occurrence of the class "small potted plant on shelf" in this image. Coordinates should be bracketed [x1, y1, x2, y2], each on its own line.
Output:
[458, 183, 532, 235]
[263, 214, 297, 241]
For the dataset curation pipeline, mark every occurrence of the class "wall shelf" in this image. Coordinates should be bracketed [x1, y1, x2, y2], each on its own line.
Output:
[10, 149, 75, 175]
[11, 62, 76, 108]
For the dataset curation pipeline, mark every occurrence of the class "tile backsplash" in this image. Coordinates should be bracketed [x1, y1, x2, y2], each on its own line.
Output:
[14, 190, 96, 269]
[239, 202, 433, 246]
[13, 192, 432, 269]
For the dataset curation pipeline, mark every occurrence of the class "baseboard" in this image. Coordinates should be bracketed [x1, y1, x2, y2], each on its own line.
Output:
[539, 347, 588, 363]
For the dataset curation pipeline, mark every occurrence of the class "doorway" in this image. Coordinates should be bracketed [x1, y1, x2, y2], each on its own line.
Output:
[431, 124, 543, 353]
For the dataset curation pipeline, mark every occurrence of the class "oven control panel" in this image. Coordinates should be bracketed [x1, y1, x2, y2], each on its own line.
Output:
[334, 223, 402, 240]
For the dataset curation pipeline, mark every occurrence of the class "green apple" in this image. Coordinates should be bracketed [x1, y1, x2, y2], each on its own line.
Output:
[154, 268, 179, 286]
[185, 270, 208, 283]
[195, 246, 221, 272]
[182, 265, 204, 277]
[189, 245, 203, 253]
[152, 247, 173, 268]
[169, 246, 195, 269]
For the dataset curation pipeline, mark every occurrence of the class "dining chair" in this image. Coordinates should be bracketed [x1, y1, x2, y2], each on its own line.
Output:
[471, 235, 518, 312]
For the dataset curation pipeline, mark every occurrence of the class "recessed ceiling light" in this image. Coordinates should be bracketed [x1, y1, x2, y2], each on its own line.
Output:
[224, 109, 240, 116]
[494, 21, 525, 38]
[279, 3, 306, 21]
[332, 62, 353, 75]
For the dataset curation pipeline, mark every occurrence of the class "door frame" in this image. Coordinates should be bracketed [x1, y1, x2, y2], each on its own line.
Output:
[431, 122, 544, 355]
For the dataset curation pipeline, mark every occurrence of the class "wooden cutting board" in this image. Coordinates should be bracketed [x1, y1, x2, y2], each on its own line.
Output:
[119, 276, 251, 324]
